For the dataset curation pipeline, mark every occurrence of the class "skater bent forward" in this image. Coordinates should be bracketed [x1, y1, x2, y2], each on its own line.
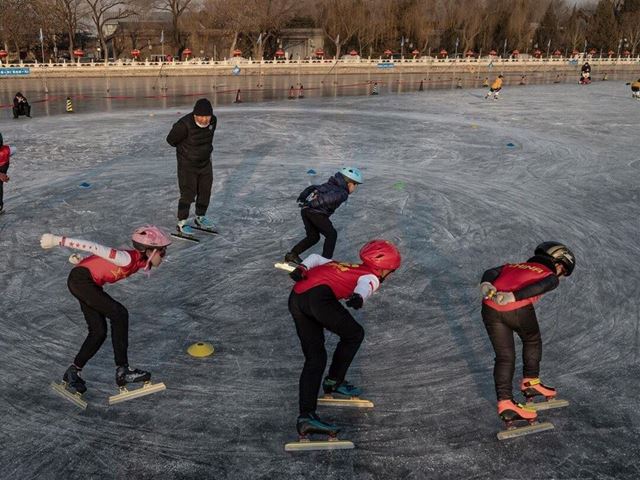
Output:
[40, 226, 171, 395]
[480, 242, 575, 424]
[288, 240, 401, 438]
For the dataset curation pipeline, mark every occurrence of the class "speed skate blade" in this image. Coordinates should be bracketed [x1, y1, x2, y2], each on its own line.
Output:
[51, 382, 88, 410]
[285, 439, 355, 451]
[275, 262, 296, 272]
[497, 421, 554, 440]
[108, 382, 166, 405]
[171, 232, 199, 242]
[317, 395, 374, 408]
[191, 225, 219, 234]
[526, 399, 569, 412]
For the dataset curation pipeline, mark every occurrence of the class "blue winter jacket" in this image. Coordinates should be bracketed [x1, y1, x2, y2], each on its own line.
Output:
[297, 173, 350, 216]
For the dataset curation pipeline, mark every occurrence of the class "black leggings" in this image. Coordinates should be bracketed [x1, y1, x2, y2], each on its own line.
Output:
[289, 286, 365, 415]
[481, 304, 541, 401]
[291, 209, 337, 259]
[67, 267, 129, 368]
[0, 163, 8, 207]
[177, 161, 213, 220]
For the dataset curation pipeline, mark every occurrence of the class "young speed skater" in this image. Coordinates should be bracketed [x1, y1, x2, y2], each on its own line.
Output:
[0, 133, 16, 214]
[41, 226, 171, 407]
[484, 75, 503, 100]
[285, 240, 401, 449]
[480, 242, 575, 437]
[628, 78, 640, 99]
[284, 167, 363, 266]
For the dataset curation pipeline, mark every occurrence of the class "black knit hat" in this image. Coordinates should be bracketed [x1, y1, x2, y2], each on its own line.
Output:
[193, 98, 213, 116]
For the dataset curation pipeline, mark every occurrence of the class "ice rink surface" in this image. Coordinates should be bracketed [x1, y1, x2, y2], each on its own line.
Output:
[1, 81, 639, 479]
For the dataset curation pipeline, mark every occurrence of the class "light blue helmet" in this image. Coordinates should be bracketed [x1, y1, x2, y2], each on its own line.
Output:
[339, 167, 363, 184]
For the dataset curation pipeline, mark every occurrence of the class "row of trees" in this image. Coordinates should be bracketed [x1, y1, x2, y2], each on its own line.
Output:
[1, 0, 640, 61]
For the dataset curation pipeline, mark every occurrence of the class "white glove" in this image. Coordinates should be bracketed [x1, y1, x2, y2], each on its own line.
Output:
[494, 291, 516, 306]
[40, 233, 62, 249]
[69, 253, 83, 265]
[480, 282, 497, 299]
[9, 146, 16, 155]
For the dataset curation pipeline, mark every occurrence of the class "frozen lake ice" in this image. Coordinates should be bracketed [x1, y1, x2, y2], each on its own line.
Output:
[1, 81, 639, 478]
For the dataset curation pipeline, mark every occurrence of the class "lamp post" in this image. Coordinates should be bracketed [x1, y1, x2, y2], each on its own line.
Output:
[617, 38, 622, 57]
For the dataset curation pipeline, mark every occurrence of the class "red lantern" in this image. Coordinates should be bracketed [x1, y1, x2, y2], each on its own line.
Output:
[411, 49, 420, 57]
[275, 49, 285, 57]
[131, 49, 140, 59]
[439, 49, 448, 58]
[73, 49, 84, 58]
[571, 49, 579, 56]
[0, 50, 7, 59]
[465, 49, 475, 57]
[384, 49, 392, 56]
[349, 49, 358, 56]
[182, 48, 192, 58]
[315, 48, 325, 57]
[489, 49, 497, 56]
[233, 49, 242, 57]
[623, 50, 631, 57]
[512, 49, 520, 56]
[533, 49, 542, 58]
[552, 49, 562, 57]
[608, 49, 615, 57]
[588, 48, 597, 55]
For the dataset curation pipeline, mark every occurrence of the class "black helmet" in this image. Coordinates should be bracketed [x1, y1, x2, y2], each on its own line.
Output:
[534, 241, 575, 276]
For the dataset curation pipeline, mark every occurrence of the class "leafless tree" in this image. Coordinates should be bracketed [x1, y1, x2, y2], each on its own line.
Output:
[155, 0, 193, 54]
[85, 0, 136, 62]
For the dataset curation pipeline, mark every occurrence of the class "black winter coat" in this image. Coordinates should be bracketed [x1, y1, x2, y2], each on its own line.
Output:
[166, 113, 217, 169]
[297, 173, 350, 216]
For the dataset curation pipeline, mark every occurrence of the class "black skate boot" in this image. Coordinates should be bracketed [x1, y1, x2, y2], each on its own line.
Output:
[63, 364, 87, 394]
[323, 377, 362, 397]
[284, 251, 302, 265]
[296, 412, 340, 438]
[116, 366, 151, 387]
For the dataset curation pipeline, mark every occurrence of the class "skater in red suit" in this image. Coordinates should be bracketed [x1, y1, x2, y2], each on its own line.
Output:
[0, 133, 15, 214]
[480, 242, 575, 424]
[288, 240, 401, 438]
[40, 226, 171, 394]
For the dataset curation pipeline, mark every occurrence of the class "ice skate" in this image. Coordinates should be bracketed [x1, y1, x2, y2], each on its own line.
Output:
[496, 399, 554, 440]
[318, 377, 374, 408]
[193, 215, 219, 234]
[275, 252, 302, 272]
[108, 366, 166, 405]
[51, 365, 88, 409]
[171, 220, 199, 242]
[520, 378, 569, 411]
[284, 413, 354, 451]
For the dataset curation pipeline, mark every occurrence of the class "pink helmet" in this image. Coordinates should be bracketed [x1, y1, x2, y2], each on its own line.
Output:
[132, 225, 172, 251]
[359, 240, 401, 270]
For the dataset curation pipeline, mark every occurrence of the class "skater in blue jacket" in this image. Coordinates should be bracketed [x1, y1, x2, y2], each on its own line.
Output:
[284, 167, 362, 264]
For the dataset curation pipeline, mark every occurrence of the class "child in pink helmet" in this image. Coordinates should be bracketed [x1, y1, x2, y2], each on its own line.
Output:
[40, 226, 171, 396]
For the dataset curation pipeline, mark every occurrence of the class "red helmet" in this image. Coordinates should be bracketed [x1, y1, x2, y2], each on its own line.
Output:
[132, 225, 171, 251]
[359, 240, 401, 270]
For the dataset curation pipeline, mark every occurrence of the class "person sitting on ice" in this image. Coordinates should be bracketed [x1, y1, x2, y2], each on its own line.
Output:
[484, 75, 503, 99]
[40, 226, 171, 397]
[12, 92, 31, 119]
[479, 242, 575, 426]
[287, 240, 401, 441]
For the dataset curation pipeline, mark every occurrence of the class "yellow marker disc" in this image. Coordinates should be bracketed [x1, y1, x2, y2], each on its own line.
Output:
[187, 342, 215, 358]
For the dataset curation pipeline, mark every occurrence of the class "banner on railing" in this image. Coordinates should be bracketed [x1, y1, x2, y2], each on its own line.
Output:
[0, 67, 30, 76]
[377, 63, 395, 69]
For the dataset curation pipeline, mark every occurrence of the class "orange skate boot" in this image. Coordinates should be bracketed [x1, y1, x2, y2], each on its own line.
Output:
[496, 399, 553, 440]
[520, 377, 569, 411]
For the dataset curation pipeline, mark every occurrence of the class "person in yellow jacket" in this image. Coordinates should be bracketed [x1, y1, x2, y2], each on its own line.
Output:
[629, 78, 640, 99]
[485, 75, 503, 100]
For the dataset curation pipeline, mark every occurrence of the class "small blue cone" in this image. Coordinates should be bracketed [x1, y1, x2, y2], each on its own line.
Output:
[506, 143, 516, 148]
[307, 169, 316, 175]
[79, 182, 91, 188]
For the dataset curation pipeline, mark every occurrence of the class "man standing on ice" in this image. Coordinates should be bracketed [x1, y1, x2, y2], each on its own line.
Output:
[166, 98, 218, 236]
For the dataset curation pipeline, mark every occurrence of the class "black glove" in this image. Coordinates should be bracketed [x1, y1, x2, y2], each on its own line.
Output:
[289, 265, 308, 282]
[346, 293, 363, 310]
